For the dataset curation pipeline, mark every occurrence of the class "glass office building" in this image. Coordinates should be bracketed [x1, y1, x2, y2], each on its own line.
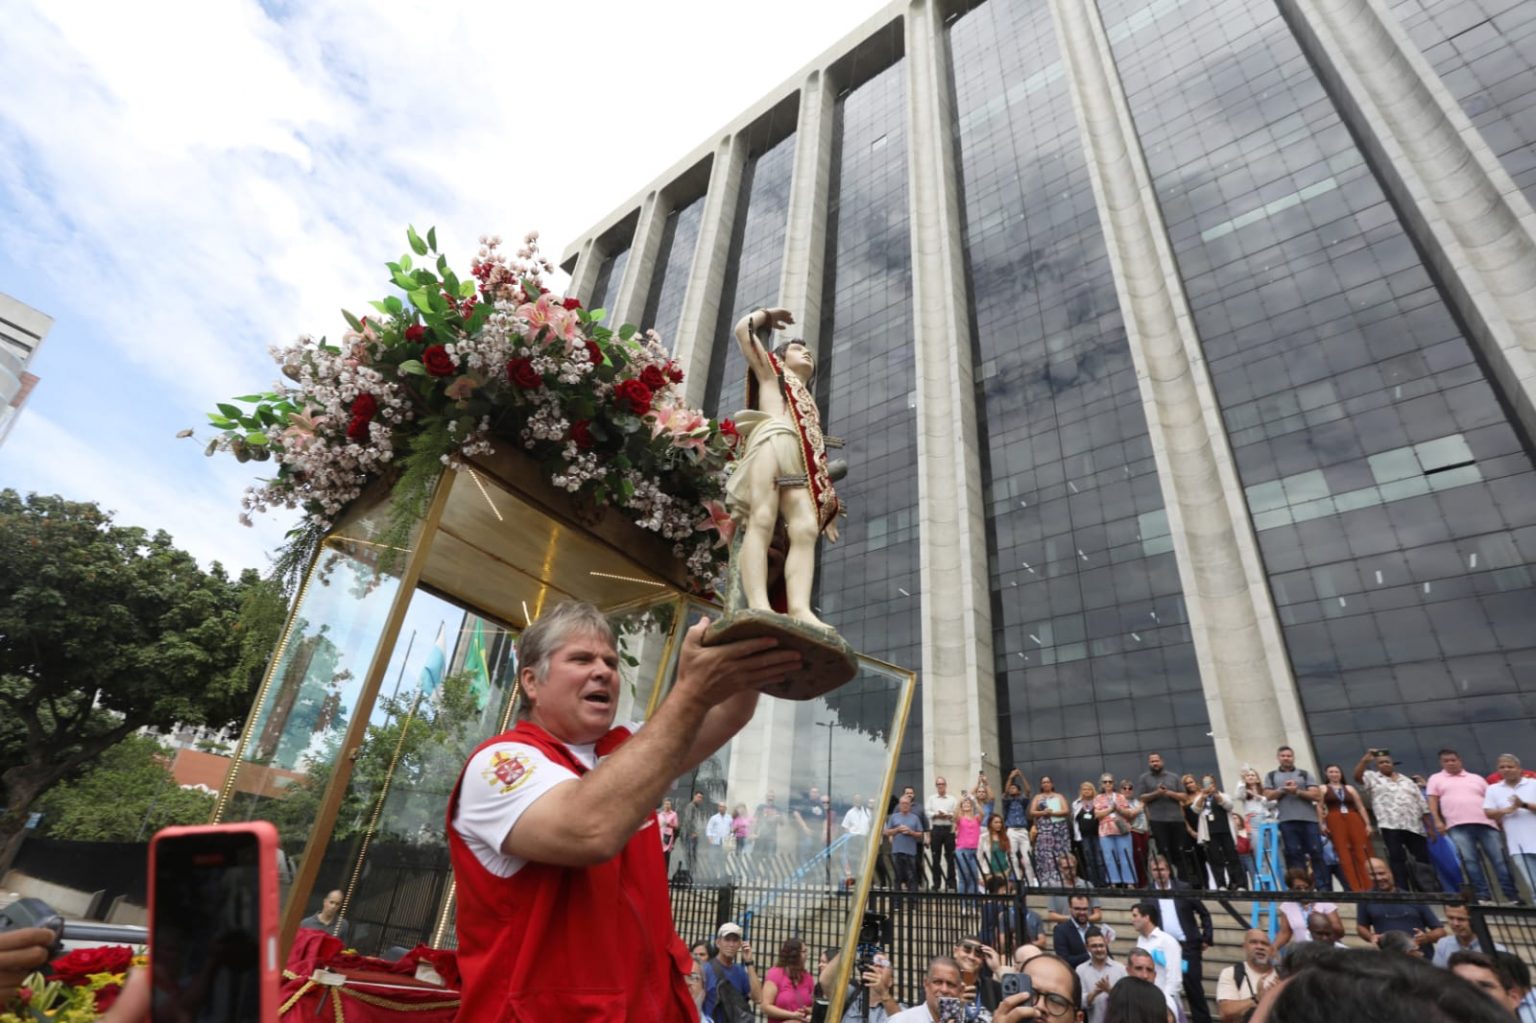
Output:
[563, 0, 1536, 791]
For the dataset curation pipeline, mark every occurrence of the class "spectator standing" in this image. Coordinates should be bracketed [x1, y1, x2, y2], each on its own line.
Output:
[898, 785, 933, 889]
[1033, 776, 1073, 886]
[1430, 902, 1507, 967]
[975, 772, 996, 821]
[979, 813, 1013, 888]
[1317, 764, 1373, 891]
[1234, 768, 1274, 885]
[704, 922, 762, 1023]
[1076, 927, 1127, 1023]
[956, 796, 983, 895]
[1053, 893, 1097, 968]
[1190, 774, 1242, 890]
[1130, 901, 1185, 1022]
[1147, 855, 1214, 1023]
[1428, 748, 1520, 902]
[1096, 774, 1137, 888]
[1126, 780, 1153, 887]
[1353, 748, 1433, 891]
[1263, 745, 1326, 882]
[1074, 780, 1107, 886]
[659, 798, 680, 872]
[761, 936, 815, 1022]
[884, 793, 925, 891]
[1272, 867, 1341, 951]
[1003, 768, 1038, 886]
[1046, 854, 1103, 924]
[927, 776, 959, 891]
[706, 801, 733, 879]
[1356, 857, 1446, 955]
[298, 889, 352, 943]
[682, 791, 709, 874]
[1215, 929, 1279, 1023]
[840, 794, 874, 885]
[755, 792, 783, 867]
[1139, 753, 1194, 884]
[731, 803, 751, 854]
[1179, 775, 1209, 885]
[1484, 753, 1536, 898]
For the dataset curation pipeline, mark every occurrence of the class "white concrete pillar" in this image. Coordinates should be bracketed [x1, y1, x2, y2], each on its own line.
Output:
[672, 136, 749, 409]
[905, 0, 1000, 794]
[566, 237, 604, 307]
[1045, 0, 1312, 780]
[610, 190, 669, 331]
[778, 70, 838, 358]
[1280, 0, 1536, 444]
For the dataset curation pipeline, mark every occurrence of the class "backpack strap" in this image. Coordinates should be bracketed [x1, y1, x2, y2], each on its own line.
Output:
[1234, 961, 1247, 994]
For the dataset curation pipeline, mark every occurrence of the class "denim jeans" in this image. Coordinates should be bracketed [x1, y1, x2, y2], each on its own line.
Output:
[957, 848, 982, 894]
[1278, 819, 1328, 879]
[1510, 851, 1536, 900]
[1449, 824, 1519, 900]
[1101, 832, 1136, 885]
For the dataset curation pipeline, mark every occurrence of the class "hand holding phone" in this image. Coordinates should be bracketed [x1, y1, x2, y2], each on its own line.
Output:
[1001, 971, 1033, 999]
[937, 995, 965, 1023]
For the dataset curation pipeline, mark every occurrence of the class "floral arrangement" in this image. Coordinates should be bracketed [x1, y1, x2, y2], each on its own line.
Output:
[3, 946, 140, 1022]
[197, 228, 740, 592]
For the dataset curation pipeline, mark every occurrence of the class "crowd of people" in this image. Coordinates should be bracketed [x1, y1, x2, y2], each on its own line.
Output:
[687, 891, 1536, 1022]
[845, 745, 1536, 902]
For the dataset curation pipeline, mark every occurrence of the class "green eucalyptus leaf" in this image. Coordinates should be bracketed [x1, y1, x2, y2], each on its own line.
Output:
[246, 432, 269, 446]
[369, 300, 391, 315]
[589, 307, 607, 323]
[398, 359, 427, 376]
[392, 271, 416, 292]
[618, 323, 637, 341]
[458, 279, 477, 299]
[409, 290, 435, 315]
[427, 226, 437, 251]
[407, 226, 429, 256]
[232, 394, 266, 403]
[384, 296, 404, 315]
[400, 253, 413, 271]
[216, 403, 242, 419]
[208, 413, 234, 427]
[341, 309, 364, 332]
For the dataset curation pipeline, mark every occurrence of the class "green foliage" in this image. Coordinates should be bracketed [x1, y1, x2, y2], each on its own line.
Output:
[34, 735, 216, 841]
[0, 490, 283, 854]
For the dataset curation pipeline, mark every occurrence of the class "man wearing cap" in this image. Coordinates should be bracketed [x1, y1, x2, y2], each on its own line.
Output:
[704, 923, 760, 1022]
[447, 602, 800, 1022]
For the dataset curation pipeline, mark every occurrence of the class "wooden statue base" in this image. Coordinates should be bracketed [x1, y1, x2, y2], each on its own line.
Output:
[702, 609, 859, 701]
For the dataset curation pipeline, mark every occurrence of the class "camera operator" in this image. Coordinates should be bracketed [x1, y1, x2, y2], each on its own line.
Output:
[818, 948, 902, 1021]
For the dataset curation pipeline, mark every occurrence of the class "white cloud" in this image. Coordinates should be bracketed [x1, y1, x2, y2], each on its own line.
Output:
[0, 0, 880, 571]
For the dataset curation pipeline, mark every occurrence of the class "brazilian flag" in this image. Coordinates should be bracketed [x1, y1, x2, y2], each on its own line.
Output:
[467, 617, 493, 712]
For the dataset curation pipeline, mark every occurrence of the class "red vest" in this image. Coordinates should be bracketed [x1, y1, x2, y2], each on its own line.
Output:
[445, 721, 694, 1021]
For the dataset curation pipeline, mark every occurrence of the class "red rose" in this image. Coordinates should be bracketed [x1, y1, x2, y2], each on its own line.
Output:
[614, 378, 653, 416]
[50, 945, 133, 984]
[404, 324, 426, 342]
[585, 340, 603, 367]
[666, 362, 684, 384]
[719, 418, 740, 448]
[570, 420, 595, 449]
[351, 393, 378, 419]
[640, 365, 667, 391]
[347, 416, 369, 440]
[562, 296, 582, 311]
[422, 344, 456, 377]
[507, 357, 542, 389]
[94, 982, 124, 1011]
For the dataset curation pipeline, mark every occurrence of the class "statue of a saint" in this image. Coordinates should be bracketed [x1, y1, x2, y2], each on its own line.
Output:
[705, 307, 857, 700]
[725, 307, 841, 628]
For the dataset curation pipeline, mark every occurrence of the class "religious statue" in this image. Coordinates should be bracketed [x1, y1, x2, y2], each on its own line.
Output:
[704, 307, 858, 699]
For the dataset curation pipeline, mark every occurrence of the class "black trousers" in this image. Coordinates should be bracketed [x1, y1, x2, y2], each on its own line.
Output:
[1150, 819, 1194, 882]
[1382, 827, 1433, 891]
[894, 852, 920, 891]
[931, 825, 956, 889]
[1183, 942, 1212, 1023]
[1204, 832, 1243, 888]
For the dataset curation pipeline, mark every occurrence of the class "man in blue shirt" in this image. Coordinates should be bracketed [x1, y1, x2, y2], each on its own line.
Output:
[702, 922, 760, 1022]
[885, 793, 924, 891]
[1356, 857, 1445, 956]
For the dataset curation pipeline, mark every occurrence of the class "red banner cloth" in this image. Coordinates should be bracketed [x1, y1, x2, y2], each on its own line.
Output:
[280, 930, 460, 1023]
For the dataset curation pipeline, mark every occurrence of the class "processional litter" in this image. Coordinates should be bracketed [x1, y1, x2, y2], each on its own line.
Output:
[198, 229, 914, 1019]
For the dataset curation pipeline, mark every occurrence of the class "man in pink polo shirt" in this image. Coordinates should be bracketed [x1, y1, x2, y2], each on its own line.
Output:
[1427, 748, 1520, 903]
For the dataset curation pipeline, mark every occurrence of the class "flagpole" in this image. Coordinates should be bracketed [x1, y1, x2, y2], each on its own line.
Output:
[385, 629, 417, 719]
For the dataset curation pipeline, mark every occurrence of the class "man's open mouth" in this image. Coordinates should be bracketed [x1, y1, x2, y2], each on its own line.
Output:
[583, 691, 612, 705]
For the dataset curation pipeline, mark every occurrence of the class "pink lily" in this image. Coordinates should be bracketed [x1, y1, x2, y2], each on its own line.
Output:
[515, 292, 557, 332]
[280, 409, 328, 451]
[698, 500, 736, 548]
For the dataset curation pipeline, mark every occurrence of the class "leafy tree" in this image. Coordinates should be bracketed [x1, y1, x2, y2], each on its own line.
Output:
[0, 490, 281, 869]
[33, 734, 216, 841]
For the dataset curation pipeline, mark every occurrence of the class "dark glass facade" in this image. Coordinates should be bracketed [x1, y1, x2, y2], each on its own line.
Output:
[642, 196, 705, 348]
[814, 59, 923, 779]
[588, 246, 629, 318]
[704, 136, 795, 417]
[1100, 0, 1536, 774]
[949, 0, 1214, 786]
[1387, 0, 1536, 206]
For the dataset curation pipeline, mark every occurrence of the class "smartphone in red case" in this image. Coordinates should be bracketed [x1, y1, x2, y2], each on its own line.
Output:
[149, 822, 280, 1022]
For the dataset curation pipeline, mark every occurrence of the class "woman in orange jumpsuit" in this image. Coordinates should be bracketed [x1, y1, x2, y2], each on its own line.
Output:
[1319, 763, 1374, 890]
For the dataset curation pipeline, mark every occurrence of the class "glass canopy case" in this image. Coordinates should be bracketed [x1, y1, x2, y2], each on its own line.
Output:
[211, 445, 915, 1017]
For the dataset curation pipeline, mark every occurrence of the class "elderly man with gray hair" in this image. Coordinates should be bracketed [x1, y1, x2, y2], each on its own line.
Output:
[446, 601, 802, 1022]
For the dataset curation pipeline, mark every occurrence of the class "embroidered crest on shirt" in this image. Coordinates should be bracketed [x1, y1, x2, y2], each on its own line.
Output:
[482, 750, 533, 793]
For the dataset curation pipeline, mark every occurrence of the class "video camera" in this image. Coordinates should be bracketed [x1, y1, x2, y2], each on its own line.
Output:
[0, 897, 148, 958]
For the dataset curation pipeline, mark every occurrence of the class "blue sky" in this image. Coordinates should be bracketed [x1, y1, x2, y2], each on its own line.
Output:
[0, 0, 875, 573]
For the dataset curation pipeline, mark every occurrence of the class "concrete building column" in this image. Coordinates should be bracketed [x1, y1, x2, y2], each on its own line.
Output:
[778, 70, 838, 357]
[566, 237, 604, 307]
[1045, 0, 1312, 780]
[1280, 0, 1536, 445]
[610, 190, 669, 331]
[672, 137, 749, 409]
[904, 0, 1000, 793]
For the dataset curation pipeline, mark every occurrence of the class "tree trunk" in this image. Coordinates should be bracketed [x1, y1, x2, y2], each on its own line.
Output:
[0, 784, 42, 879]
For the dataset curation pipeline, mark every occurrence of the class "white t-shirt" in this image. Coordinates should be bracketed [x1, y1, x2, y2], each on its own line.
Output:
[1485, 777, 1536, 855]
[927, 793, 958, 825]
[452, 723, 638, 877]
[843, 805, 873, 836]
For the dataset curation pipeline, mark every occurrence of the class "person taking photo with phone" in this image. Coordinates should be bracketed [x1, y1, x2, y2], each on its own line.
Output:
[446, 601, 801, 1022]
